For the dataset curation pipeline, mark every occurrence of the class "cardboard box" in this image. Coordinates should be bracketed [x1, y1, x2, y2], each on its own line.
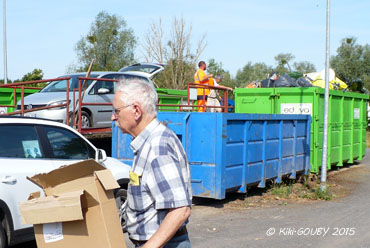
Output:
[19, 159, 127, 248]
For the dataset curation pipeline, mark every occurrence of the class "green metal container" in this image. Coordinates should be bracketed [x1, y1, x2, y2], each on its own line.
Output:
[234, 87, 369, 173]
[156, 88, 188, 111]
[0, 87, 40, 113]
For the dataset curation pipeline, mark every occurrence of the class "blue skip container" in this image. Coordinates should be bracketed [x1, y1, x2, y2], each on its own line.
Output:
[112, 113, 311, 199]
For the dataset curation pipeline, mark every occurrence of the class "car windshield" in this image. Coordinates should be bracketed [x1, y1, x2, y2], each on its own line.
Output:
[40, 74, 99, 92]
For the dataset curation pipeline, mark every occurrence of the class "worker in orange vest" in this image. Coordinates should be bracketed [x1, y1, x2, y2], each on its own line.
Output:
[194, 61, 213, 112]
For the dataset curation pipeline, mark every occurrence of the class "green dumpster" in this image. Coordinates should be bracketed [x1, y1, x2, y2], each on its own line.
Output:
[0, 87, 40, 113]
[234, 87, 369, 173]
[156, 88, 188, 111]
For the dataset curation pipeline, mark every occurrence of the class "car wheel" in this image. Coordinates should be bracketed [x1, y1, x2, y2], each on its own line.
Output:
[115, 188, 127, 233]
[79, 111, 92, 128]
[0, 223, 7, 248]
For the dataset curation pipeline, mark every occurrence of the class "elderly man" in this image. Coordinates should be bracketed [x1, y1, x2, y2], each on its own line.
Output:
[111, 79, 192, 248]
[206, 75, 233, 112]
[206, 74, 223, 113]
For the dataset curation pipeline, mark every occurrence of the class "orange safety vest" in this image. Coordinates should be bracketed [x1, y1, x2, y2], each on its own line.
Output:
[194, 69, 212, 96]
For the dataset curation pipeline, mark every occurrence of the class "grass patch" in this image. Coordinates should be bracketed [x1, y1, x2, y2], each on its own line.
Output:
[269, 178, 332, 201]
[367, 131, 370, 148]
[270, 182, 293, 198]
[300, 186, 333, 201]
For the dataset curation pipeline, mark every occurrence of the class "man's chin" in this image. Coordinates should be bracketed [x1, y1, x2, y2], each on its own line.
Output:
[115, 121, 126, 133]
[115, 121, 123, 131]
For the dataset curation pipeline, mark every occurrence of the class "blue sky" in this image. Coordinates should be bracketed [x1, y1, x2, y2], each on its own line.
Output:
[1, 0, 369, 81]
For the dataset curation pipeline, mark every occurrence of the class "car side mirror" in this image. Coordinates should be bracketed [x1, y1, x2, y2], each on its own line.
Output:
[97, 88, 110, 94]
[97, 149, 107, 162]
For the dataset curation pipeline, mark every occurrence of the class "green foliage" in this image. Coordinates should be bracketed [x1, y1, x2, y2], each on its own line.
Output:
[0, 79, 13, 84]
[206, 58, 235, 88]
[300, 187, 332, 201]
[268, 178, 332, 201]
[293, 61, 316, 73]
[313, 187, 332, 200]
[235, 62, 272, 87]
[11, 69, 45, 88]
[20, 68, 44, 82]
[274, 53, 295, 74]
[287, 71, 304, 80]
[331, 37, 370, 91]
[364, 74, 370, 92]
[271, 183, 293, 198]
[74, 11, 136, 72]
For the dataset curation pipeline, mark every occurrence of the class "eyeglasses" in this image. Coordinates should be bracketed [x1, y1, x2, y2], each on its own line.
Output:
[112, 104, 133, 116]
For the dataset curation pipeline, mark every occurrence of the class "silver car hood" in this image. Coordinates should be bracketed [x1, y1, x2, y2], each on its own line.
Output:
[18, 92, 77, 105]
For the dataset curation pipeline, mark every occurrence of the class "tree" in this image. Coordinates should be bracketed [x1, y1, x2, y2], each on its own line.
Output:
[142, 17, 206, 89]
[206, 59, 235, 88]
[235, 62, 272, 87]
[74, 11, 136, 72]
[274, 53, 295, 74]
[0, 79, 12, 84]
[331, 37, 370, 90]
[20, 69, 44, 82]
[293, 61, 316, 73]
[10, 69, 44, 87]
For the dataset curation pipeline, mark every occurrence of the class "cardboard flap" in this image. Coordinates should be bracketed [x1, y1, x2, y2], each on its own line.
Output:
[95, 170, 120, 190]
[19, 190, 84, 225]
[28, 191, 41, 200]
[27, 159, 106, 191]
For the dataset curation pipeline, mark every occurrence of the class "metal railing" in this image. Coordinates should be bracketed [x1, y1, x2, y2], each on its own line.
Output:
[0, 78, 234, 136]
[187, 83, 233, 112]
[0, 78, 71, 124]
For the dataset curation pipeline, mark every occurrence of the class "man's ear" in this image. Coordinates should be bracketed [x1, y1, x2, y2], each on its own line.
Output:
[133, 104, 142, 121]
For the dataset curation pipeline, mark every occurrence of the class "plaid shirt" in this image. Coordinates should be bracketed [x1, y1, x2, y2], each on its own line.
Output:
[126, 118, 192, 241]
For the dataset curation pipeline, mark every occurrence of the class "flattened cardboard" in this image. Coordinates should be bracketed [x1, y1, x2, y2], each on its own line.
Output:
[20, 190, 84, 225]
[19, 159, 126, 248]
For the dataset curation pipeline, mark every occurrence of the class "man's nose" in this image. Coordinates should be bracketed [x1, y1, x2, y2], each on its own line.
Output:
[111, 113, 116, 121]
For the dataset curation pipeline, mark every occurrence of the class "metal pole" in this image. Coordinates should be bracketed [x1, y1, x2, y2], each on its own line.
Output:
[3, 0, 7, 84]
[321, 0, 330, 191]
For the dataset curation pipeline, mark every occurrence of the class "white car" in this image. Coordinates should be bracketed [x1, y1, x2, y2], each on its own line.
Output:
[17, 64, 164, 128]
[0, 116, 130, 247]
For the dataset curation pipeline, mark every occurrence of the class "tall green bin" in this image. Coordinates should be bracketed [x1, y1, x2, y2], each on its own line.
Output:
[156, 88, 188, 112]
[0, 87, 40, 113]
[234, 87, 369, 173]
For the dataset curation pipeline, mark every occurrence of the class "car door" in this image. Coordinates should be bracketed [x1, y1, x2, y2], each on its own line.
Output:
[40, 125, 97, 168]
[0, 124, 59, 231]
[87, 73, 120, 128]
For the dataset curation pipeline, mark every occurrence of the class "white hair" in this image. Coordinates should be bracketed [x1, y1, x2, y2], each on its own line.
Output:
[214, 74, 223, 80]
[116, 78, 158, 117]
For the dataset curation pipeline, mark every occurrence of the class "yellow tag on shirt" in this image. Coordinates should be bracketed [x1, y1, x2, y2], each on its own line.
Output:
[129, 171, 141, 186]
